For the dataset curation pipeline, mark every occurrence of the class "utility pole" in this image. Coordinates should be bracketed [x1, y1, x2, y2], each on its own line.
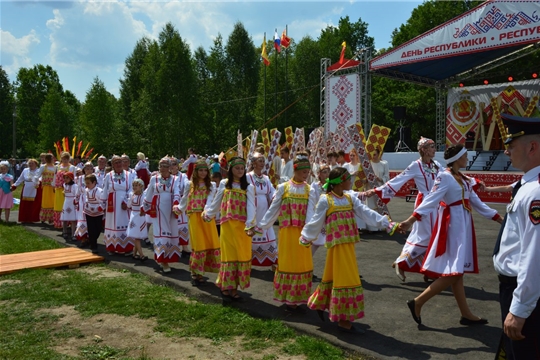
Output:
[12, 104, 16, 158]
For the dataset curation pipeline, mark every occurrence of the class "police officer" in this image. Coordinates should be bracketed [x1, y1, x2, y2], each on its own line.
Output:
[494, 114, 540, 359]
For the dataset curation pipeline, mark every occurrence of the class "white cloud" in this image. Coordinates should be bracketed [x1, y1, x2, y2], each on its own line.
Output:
[0, 29, 40, 75]
[46, 2, 147, 72]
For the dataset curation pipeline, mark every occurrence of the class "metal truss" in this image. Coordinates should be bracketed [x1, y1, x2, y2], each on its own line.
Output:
[435, 86, 447, 151]
[320, 58, 331, 131]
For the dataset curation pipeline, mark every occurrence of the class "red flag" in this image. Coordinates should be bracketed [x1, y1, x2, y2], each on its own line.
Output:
[280, 29, 291, 49]
[339, 41, 346, 64]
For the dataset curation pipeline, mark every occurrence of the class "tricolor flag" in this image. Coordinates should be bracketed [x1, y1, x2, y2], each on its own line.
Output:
[339, 41, 346, 64]
[274, 29, 281, 53]
[280, 29, 291, 49]
[261, 34, 270, 66]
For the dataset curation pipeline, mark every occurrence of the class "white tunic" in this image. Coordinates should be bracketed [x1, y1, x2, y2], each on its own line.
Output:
[101, 170, 132, 251]
[375, 159, 443, 269]
[247, 171, 277, 265]
[415, 170, 498, 276]
[127, 193, 147, 240]
[205, 180, 257, 229]
[494, 165, 540, 318]
[174, 172, 190, 243]
[60, 183, 78, 221]
[74, 175, 88, 238]
[13, 168, 38, 200]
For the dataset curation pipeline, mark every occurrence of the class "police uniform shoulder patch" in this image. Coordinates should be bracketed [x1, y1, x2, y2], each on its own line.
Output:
[529, 200, 540, 225]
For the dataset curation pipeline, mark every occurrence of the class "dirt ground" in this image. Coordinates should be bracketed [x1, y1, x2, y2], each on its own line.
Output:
[35, 267, 306, 360]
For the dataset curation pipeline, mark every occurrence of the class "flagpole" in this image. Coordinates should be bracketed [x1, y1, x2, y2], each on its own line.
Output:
[285, 25, 288, 126]
[274, 29, 278, 129]
[264, 32, 267, 123]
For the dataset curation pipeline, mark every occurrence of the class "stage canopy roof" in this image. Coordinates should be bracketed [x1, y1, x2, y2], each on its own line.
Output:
[370, 0, 540, 87]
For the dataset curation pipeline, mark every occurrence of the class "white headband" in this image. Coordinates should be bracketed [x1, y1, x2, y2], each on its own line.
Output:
[445, 147, 467, 165]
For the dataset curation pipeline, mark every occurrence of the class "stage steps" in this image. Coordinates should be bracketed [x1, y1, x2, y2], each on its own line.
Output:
[466, 150, 515, 171]
[0, 247, 104, 275]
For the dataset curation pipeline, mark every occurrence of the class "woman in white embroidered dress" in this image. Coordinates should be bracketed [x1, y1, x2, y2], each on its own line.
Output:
[11, 158, 41, 223]
[247, 152, 277, 268]
[399, 144, 503, 326]
[101, 155, 133, 255]
[144, 157, 180, 273]
[74, 162, 94, 246]
[366, 137, 443, 281]
[170, 157, 191, 258]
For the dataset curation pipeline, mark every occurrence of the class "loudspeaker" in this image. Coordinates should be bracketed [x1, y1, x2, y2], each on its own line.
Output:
[384, 138, 395, 153]
[394, 106, 406, 121]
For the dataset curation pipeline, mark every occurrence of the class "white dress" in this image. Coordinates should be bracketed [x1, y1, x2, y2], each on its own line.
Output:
[100, 170, 133, 253]
[415, 170, 499, 277]
[375, 159, 443, 272]
[174, 172, 190, 246]
[144, 174, 180, 263]
[127, 193, 147, 240]
[60, 183, 78, 221]
[74, 175, 88, 239]
[247, 171, 277, 266]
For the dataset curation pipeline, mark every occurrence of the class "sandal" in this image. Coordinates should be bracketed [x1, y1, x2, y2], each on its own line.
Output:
[191, 276, 202, 287]
[132, 254, 141, 260]
[139, 255, 148, 262]
[230, 292, 243, 302]
[220, 290, 232, 300]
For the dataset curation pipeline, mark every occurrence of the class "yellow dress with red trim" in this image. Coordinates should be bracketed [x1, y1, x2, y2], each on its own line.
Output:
[413, 170, 501, 278]
[101, 170, 134, 254]
[38, 165, 56, 223]
[260, 179, 313, 305]
[179, 181, 220, 276]
[143, 174, 180, 263]
[301, 192, 393, 322]
[205, 179, 257, 290]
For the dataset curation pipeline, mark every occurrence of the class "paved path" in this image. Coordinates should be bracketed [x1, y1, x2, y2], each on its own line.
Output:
[14, 198, 507, 360]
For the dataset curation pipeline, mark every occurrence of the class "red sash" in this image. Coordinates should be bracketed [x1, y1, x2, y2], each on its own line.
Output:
[147, 196, 157, 218]
[107, 193, 114, 212]
[435, 199, 470, 257]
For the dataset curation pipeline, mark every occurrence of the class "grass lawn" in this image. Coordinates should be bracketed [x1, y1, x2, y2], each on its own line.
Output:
[0, 223, 367, 360]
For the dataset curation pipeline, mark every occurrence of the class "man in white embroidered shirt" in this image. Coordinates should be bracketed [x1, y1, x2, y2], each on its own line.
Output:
[493, 113, 540, 360]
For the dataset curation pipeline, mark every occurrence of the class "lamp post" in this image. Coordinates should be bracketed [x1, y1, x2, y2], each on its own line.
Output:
[12, 104, 16, 158]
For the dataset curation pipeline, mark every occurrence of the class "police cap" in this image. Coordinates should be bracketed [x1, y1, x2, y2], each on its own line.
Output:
[501, 113, 540, 145]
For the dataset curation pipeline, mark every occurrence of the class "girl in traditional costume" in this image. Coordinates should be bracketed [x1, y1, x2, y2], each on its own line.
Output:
[179, 160, 221, 286]
[127, 179, 148, 261]
[60, 172, 78, 241]
[170, 157, 191, 258]
[204, 156, 257, 301]
[0, 161, 14, 222]
[247, 152, 278, 268]
[12, 158, 41, 223]
[366, 137, 443, 281]
[144, 157, 180, 273]
[301, 167, 398, 333]
[260, 152, 314, 313]
[54, 152, 77, 230]
[74, 162, 94, 245]
[399, 145, 502, 326]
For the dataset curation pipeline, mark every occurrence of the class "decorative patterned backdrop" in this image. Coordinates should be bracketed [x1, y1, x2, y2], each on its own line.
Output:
[325, 73, 360, 152]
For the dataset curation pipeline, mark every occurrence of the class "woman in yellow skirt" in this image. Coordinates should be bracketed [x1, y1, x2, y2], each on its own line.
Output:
[204, 157, 257, 301]
[300, 167, 398, 333]
[260, 152, 314, 313]
[36, 154, 57, 224]
[179, 160, 221, 286]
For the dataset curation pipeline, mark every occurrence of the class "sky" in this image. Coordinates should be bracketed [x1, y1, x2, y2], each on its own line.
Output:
[1, 0, 423, 101]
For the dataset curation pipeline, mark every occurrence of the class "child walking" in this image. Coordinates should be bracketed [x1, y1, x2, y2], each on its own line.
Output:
[127, 179, 148, 261]
[83, 174, 104, 254]
[60, 172, 78, 241]
[179, 160, 221, 286]
[0, 161, 14, 222]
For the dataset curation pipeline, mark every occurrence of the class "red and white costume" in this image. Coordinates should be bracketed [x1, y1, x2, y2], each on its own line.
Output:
[413, 170, 501, 277]
[74, 175, 88, 240]
[174, 172, 190, 247]
[375, 159, 443, 272]
[247, 171, 277, 266]
[144, 174, 180, 263]
[60, 183, 78, 222]
[101, 170, 133, 253]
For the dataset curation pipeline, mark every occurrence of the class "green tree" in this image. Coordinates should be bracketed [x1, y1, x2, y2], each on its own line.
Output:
[0, 66, 15, 158]
[80, 77, 118, 156]
[38, 84, 74, 152]
[14, 65, 62, 156]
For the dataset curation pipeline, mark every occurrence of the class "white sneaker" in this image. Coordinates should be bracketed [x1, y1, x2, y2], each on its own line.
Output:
[162, 263, 171, 273]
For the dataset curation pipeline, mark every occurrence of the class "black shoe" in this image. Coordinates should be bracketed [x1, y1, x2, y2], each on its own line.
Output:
[316, 309, 326, 322]
[338, 324, 365, 334]
[78, 241, 89, 249]
[285, 305, 307, 314]
[91, 248, 99, 254]
[181, 250, 192, 258]
[460, 317, 488, 326]
[407, 299, 422, 325]
[312, 275, 321, 282]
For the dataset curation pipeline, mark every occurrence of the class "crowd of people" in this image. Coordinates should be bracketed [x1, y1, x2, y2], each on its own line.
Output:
[1, 114, 538, 355]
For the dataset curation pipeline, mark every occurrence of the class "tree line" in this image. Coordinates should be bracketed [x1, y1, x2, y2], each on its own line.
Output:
[1, 1, 537, 160]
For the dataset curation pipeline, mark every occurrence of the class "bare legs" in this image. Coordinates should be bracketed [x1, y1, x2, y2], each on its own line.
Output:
[412, 275, 481, 320]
